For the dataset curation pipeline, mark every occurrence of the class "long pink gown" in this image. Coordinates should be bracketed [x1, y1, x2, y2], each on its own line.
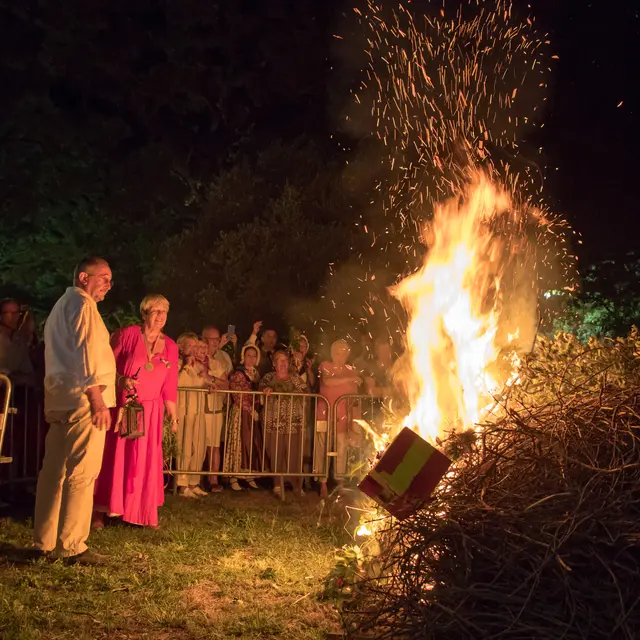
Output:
[94, 325, 178, 527]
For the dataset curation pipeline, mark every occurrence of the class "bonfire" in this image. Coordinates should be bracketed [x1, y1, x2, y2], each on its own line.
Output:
[344, 330, 640, 639]
[329, 1, 640, 638]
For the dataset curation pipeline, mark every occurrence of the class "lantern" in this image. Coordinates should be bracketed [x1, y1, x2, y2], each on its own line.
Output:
[116, 394, 145, 440]
[358, 427, 451, 520]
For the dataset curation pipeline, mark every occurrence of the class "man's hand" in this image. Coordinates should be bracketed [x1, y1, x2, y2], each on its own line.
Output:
[252, 320, 263, 335]
[91, 404, 111, 430]
[86, 386, 111, 430]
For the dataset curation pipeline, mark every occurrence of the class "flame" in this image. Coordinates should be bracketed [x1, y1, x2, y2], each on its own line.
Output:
[392, 171, 529, 442]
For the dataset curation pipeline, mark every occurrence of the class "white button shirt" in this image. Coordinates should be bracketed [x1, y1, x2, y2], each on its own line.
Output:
[43, 286, 116, 413]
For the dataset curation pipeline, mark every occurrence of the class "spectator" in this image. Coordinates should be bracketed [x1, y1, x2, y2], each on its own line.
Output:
[364, 337, 395, 397]
[223, 345, 263, 490]
[290, 334, 316, 488]
[259, 350, 307, 496]
[201, 326, 232, 489]
[316, 340, 363, 497]
[291, 334, 316, 390]
[175, 333, 208, 498]
[0, 298, 35, 385]
[33, 256, 116, 564]
[246, 321, 280, 377]
[93, 294, 179, 529]
[195, 339, 208, 367]
[352, 330, 374, 381]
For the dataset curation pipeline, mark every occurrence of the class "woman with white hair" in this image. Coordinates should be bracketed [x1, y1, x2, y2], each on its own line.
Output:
[93, 294, 179, 529]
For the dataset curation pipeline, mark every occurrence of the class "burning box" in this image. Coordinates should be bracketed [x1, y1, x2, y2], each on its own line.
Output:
[358, 427, 451, 520]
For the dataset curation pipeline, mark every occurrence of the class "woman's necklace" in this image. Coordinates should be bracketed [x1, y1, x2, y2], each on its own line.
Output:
[142, 330, 160, 371]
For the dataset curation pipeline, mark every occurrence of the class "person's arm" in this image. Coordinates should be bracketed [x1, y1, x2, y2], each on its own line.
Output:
[75, 303, 112, 430]
[365, 376, 392, 397]
[305, 359, 316, 389]
[211, 351, 232, 390]
[321, 366, 361, 387]
[259, 373, 273, 395]
[245, 320, 262, 347]
[162, 341, 179, 431]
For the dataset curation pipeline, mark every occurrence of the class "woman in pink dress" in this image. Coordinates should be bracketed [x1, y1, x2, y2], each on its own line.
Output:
[316, 340, 363, 497]
[93, 294, 178, 529]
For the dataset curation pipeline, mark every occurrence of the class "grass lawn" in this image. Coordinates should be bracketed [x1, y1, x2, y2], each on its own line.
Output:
[0, 489, 347, 640]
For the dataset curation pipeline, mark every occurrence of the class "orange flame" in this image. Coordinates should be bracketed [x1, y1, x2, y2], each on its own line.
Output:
[392, 171, 528, 442]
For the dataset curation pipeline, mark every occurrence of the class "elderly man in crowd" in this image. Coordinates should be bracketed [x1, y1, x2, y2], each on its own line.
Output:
[0, 298, 35, 385]
[201, 325, 233, 490]
[31, 257, 115, 565]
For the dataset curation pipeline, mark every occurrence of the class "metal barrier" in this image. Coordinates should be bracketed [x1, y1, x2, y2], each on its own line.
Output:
[0, 383, 46, 490]
[331, 393, 387, 481]
[0, 382, 388, 499]
[168, 387, 333, 498]
[0, 374, 15, 465]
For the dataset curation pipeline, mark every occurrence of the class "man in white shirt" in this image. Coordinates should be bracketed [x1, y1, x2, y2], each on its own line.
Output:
[32, 257, 116, 565]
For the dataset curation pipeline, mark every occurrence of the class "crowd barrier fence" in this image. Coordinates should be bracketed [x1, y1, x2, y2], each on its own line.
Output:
[0, 384, 387, 501]
[0, 382, 46, 493]
[169, 387, 334, 499]
[330, 393, 387, 481]
[0, 374, 15, 465]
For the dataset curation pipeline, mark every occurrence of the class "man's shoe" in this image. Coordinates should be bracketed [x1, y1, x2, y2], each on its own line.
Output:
[63, 550, 109, 566]
[22, 548, 51, 562]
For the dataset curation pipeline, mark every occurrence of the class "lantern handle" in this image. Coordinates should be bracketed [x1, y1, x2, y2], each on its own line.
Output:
[125, 368, 142, 402]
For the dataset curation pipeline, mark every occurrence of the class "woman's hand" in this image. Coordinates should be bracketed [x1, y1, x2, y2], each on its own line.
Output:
[120, 376, 139, 392]
[252, 320, 263, 335]
[171, 418, 179, 433]
[262, 387, 273, 396]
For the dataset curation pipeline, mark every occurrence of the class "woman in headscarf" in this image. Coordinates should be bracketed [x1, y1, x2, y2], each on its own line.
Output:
[259, 350, 307, 496]
[223, 344, 264, 490]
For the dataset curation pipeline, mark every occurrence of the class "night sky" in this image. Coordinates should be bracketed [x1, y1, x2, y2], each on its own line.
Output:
[1, 0, 638, 299]
[523, 0, 640, 262]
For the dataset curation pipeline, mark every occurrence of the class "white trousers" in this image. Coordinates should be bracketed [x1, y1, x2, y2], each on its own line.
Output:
[176, 413, 206, 487]
[33, 405, 106, 557]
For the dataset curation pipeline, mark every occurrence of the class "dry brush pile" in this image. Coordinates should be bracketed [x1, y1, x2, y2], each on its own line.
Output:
[344, 329, 640, 639]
